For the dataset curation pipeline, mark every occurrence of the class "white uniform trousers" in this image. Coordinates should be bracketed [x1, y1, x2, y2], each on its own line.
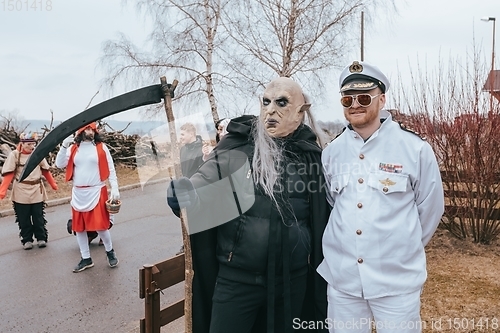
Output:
[327, 285, 423, 333]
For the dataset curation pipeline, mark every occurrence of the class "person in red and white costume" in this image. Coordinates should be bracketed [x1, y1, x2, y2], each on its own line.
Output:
[55, 122, 120, 272]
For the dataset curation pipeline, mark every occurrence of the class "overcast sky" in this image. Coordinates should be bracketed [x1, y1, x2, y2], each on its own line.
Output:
[0, 0, 498, 125]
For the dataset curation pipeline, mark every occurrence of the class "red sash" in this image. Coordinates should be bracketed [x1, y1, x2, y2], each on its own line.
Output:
[65, 142, 110, 182]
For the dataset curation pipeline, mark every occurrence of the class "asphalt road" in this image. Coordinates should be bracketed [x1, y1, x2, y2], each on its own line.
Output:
[0, 180, 185, 333]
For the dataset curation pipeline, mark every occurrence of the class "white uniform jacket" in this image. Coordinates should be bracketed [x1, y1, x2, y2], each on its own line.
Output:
[317, 110, 444, 299]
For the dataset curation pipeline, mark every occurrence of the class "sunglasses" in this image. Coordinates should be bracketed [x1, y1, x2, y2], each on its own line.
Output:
[340, 93, 381, 108]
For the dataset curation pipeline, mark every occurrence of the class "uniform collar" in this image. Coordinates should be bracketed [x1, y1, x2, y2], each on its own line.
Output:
[347, 109, 392, 141]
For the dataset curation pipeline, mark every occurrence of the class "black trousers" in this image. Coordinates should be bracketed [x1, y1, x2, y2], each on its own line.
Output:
[191, 230, 218, 333]
[14, 202, 47, 244]
[209, 274, 307, 333]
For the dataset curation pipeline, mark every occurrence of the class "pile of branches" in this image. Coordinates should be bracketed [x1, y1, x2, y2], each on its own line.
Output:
[0, 127, 21, 167]
[0, 122, 146, 173]
[94, 130, 142, 168]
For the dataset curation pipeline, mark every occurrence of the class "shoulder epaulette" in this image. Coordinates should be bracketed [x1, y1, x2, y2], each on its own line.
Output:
[397, 121, 426, 140]
[325, 126, 346, 147]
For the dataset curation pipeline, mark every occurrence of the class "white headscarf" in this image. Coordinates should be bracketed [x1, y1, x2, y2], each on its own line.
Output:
[219, 118, 231, 138]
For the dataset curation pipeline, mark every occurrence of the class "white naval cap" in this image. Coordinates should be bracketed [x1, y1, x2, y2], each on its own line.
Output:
[339, 61, 390, 93]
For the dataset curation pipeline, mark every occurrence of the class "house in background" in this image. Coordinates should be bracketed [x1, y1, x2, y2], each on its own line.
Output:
[483, 69, 500, 105]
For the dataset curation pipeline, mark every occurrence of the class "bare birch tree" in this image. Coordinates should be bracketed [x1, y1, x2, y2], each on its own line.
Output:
[99, 0, 228, 122]
[220, 0, 398, 98]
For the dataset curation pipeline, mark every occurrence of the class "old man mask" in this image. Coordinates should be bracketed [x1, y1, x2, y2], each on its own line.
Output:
[260, 77, 310, 138]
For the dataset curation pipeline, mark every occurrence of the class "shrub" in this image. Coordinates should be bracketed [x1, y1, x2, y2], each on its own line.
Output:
[392, 51, 500, 244]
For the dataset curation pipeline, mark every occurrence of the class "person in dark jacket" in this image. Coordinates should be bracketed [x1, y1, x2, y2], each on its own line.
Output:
[167, 77, 330, 333]
[176, 122, 206, 255]
[179, 122, 204, 178]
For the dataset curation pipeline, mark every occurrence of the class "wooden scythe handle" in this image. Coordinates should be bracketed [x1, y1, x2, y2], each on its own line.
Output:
[160, 76, 193, 333]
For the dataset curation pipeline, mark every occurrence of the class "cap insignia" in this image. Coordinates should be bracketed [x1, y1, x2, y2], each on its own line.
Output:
[349, 61, 363, 73]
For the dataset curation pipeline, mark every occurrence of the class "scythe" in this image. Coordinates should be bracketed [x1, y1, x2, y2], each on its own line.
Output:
[19, 84, 163, 181]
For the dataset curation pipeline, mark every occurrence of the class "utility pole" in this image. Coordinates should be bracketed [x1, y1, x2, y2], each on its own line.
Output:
[481, 16, 496, 113]
[361, 11, 364, 61]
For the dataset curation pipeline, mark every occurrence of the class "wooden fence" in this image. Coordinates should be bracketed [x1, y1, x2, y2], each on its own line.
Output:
[139, 253, 185, 333]
[441, 170, 500, 242]
[442, 171, 500, 219]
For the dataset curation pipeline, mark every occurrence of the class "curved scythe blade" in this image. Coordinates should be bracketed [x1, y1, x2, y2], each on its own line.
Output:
[19, 84, 163, 182]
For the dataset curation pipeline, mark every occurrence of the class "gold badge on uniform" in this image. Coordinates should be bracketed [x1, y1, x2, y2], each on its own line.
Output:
[349, 61, 363, 73]
[379, 178, 396, 186]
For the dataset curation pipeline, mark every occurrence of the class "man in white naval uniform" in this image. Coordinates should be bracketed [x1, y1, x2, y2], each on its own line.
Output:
[56, 122, 120, 272]
[318, 61, 444, 333]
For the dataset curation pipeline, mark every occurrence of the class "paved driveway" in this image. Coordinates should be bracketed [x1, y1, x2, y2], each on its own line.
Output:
[0, 181, 185, 333]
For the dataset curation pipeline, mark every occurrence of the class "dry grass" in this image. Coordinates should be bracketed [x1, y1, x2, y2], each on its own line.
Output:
[422, 228, 500, 332]
[3, 167, 500, 332]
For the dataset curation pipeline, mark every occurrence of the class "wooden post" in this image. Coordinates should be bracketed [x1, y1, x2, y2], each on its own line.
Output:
[143, 264, 161, 333]
[160, 76, 193, 333]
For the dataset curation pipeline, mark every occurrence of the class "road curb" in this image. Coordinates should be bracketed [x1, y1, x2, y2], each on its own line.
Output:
[0, 178, 169, 218]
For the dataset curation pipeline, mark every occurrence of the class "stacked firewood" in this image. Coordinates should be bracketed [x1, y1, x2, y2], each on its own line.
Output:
[0, 127, 22, 167]
[99, 131, 142, 168]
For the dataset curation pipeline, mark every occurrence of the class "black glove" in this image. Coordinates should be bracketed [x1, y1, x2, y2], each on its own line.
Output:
[166, 177, 198, 214]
